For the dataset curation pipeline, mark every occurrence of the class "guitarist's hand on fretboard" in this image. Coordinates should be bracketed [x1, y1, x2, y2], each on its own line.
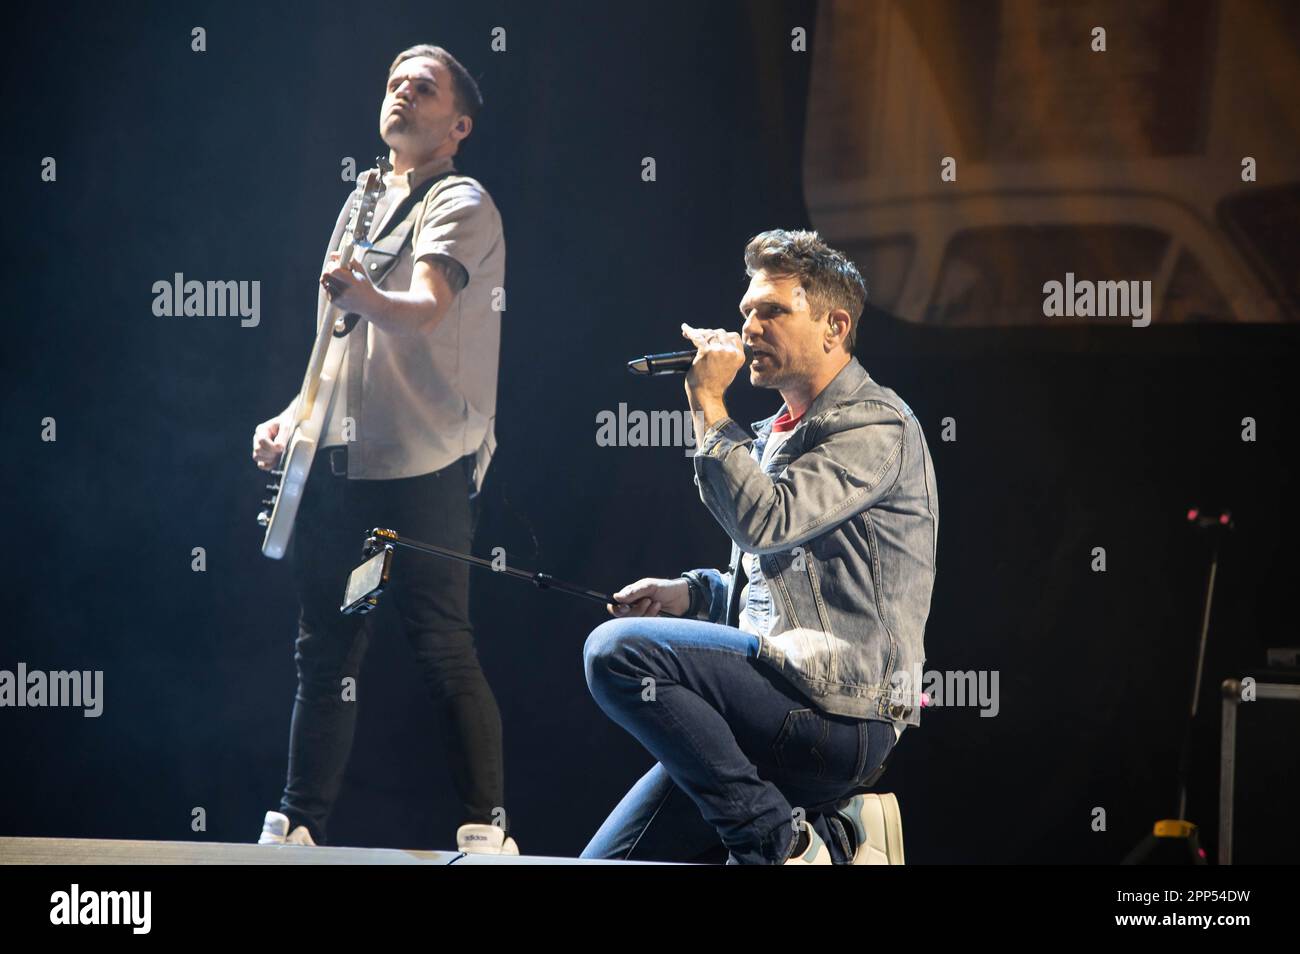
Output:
[320, 251, 382, 315]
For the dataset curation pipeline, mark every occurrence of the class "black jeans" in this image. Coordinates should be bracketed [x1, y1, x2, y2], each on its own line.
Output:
[278, 450, 503, 845]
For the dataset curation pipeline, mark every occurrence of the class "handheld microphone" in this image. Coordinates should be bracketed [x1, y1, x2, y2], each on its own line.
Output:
[627, 345, 754, 375]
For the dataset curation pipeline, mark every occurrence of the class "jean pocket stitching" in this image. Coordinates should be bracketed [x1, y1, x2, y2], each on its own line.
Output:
[773, 708, 828, 781]
[852, 720, 870, 783]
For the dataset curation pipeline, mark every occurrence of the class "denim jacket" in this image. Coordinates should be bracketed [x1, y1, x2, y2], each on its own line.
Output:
[681, 358, 938, 730]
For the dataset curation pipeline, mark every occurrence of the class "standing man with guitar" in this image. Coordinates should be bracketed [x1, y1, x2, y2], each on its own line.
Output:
[250, 44, 513, 854]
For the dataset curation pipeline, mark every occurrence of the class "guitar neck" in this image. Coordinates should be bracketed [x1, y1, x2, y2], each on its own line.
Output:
[293, 238, 358, 424]
[285, 161, 388, 432]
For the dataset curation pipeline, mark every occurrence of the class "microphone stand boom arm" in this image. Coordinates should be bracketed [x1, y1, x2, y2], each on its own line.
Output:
[351, 527, 618, 612]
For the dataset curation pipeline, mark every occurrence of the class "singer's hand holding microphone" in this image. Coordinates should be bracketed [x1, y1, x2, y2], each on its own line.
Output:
[625, 327, 752, 376]
[679, 323, 747, 409]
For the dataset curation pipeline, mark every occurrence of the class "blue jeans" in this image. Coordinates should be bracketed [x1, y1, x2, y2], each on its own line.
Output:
[581, 617, 897, 864]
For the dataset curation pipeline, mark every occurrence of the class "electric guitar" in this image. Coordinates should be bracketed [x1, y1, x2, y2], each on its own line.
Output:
[257, 158, 390, 559]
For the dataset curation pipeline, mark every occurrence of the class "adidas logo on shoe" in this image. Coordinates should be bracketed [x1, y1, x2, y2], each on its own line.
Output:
[456, 823, 519, 855]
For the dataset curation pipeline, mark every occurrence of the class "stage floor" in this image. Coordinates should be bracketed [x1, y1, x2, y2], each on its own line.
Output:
[0, 836, 651, 865]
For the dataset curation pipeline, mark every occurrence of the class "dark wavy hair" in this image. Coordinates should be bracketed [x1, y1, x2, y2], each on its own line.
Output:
[743, 229, 868, 351]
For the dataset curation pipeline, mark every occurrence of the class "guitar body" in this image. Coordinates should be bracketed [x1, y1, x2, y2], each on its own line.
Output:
[259, 336, 343, 559]
[258, 159, 390, 559]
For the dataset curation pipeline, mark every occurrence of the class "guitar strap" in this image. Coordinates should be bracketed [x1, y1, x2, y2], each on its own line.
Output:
[333, 167, 462, 337]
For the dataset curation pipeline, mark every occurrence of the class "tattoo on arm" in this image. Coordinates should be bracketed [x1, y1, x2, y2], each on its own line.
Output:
[424, 254, 468, 295]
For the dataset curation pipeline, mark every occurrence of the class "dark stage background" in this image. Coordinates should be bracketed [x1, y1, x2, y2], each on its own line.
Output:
[2, 0, 1296, 863]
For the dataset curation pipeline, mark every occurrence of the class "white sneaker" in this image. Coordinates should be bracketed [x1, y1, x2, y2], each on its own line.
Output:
[456, 823, 519, 855]
[258, 810, 317, 846]
[784, 825, 832, 865]
[836, 793, 905, 864]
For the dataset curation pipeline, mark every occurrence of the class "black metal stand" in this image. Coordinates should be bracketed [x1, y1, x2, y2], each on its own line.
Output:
[1176, 539, 1221, 821]
[1122, 507, 1232, 865]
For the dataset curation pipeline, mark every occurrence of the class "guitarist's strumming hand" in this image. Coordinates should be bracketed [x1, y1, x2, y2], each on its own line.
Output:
[252, 416, 287, 471]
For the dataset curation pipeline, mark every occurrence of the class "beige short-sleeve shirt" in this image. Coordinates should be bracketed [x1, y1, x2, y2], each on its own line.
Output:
[319, 155, 504, 490]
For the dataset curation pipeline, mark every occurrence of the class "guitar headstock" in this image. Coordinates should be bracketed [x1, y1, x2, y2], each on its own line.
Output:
[345, 156, 393, 249]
